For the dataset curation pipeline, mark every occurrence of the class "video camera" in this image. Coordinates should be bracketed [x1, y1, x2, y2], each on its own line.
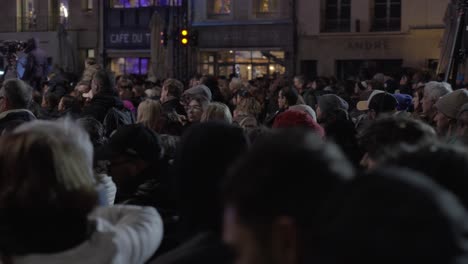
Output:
[0, 40, 27, 58]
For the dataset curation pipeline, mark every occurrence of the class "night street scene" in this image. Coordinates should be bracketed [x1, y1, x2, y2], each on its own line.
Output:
[2, 0, 468, 263]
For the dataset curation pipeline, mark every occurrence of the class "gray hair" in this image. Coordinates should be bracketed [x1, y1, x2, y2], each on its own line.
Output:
[1, 79, 32, 109]
[14, 118, 95, 187]
[424, 81, 453, 102]
[201, 102, 233, 124]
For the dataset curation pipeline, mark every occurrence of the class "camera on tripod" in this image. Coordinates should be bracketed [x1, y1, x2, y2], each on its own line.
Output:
[0, 40, 27, 59]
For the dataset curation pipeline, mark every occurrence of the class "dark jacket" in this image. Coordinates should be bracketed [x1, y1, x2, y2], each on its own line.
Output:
[81, 94, 124, 123]
[160, 98, 186, 136]
[150, 232, 233, 264]
[0, 109, 36, 133]
[47, 74, 68, 99]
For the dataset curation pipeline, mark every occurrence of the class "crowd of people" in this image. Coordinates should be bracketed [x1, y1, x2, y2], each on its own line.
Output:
[0, 59, 468, 263]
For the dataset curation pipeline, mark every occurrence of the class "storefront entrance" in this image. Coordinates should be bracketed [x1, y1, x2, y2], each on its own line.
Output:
[199, 50, 286, 80]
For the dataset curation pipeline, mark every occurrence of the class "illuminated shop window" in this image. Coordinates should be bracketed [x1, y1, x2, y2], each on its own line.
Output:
[256, 0, 278, 13]
[110, 57, 149, 76]
[111, 0, 181, 8]
[208, 0, 231, 15]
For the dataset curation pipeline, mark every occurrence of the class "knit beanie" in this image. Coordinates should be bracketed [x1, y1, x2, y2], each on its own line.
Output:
[273, 110, 325, 138]
[435, 89, 468, 119]
[318, 94, 349, 116]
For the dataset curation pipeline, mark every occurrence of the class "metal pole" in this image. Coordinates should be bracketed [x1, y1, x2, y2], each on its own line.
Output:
[446, 2, 466, 82]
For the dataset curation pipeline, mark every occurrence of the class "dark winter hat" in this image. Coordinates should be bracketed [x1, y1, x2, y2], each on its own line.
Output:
[318, 94, 349, 116]
[96, 124, 163, 162]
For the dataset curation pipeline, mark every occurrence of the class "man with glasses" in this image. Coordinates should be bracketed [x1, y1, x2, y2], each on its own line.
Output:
[0, 79, 36, 133]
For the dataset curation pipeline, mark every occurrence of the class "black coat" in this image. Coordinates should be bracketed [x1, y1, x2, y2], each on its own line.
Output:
[81, 94, 124, 123]
[160, 98, 186, 136]
[0, 110, 36, 133]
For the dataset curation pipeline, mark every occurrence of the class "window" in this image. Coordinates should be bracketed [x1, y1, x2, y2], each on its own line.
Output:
[83, 0, 93, 11]
[373, 0, 401, 31]
[110, 57, 149, 75]
[87, 49, 95, 58]
[323, 0, 351, 32]
[21, 0, 37, 31]
[208, 0, 231, 15]
[255, 0, 279, 14]
[110, 0, 181, 8]
[59, 0, 69, 25]
[199, 50, 285, 80]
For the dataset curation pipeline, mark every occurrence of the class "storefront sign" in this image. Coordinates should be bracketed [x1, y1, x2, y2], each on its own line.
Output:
[196, 24, 293, 49]
[346, 40, 390, 51]
[105, 29, 151, 49]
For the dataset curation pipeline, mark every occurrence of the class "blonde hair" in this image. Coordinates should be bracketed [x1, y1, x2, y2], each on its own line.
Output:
[235, 97, 262, 117]
[201, 102, 233, 123]
[0, 119, 98, 253]
[137, 99, 162, 132]
[0, 118, 97, 211]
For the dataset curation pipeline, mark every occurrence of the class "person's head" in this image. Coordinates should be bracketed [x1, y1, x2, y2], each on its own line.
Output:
[288, 104, 317, 122]
[234, 95, 262, 118]
[293, 75, 305, 91]
[132, 85, 145, 98]
[422, 81, 452, 117]
[201, 102, 233, 123]
[183, 84, 213, 103]
[457, 103, 468, 142]
[58, 95, 79, 113]
[412, 85, 424, 113]
[394, 93, 413, 111]
[41, 92, 60, 110]
[273, 110, 325, 138]
[379, 142, 468, 210]
[357, 90, 398, 120]
[434, 89, 468, 137]
[96, 124, 163, 193]
[358, 116, 437, 170]
[310, 167, 468, 264]
[278, 86, 299, 110]
[117, 78, 134, 101]
[90, 69, 115, 97]
[0, 119, 98, 254]
[161, 78, 184, 102]
[189, 73, 202, 88]
[175, 122, 248, 236]
[0, 79, 33, 112]
[316, 94, 349, 123]
[229, 77, 244, 93]
[187, 95, 210, 124]
[137, 99, 162, 132]
[222, 129, 354, 264]
[75, 80, 91, 94]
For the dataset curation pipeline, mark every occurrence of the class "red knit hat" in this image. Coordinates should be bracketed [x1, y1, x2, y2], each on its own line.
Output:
[273, 110, 325, 138]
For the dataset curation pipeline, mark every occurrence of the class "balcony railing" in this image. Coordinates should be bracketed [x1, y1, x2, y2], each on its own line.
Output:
[0, 16, 61, 33]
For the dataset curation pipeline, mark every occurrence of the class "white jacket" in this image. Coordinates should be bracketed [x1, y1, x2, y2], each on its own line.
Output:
[12, 205, 164, 264]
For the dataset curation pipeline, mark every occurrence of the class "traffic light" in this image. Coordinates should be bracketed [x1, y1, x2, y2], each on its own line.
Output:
[160, 29, 168, 47]
[180, 29, 189, 46]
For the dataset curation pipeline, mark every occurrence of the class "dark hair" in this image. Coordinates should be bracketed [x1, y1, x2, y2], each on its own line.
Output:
[174, 122, 248, 237]
[92, 69, 115, 95]
[358, 116, 437, 160]
[279, 86, 299, 107]
[60, 95, 79, 111]
[117, 78, 133, 91]
[1, 79, 32, 109]
[223, 129, 353, 237]
[163, 78, 184, 98]
[44, 92, 59, 109]
[77, 117, 106, 149]
[380, 143, 468, 210]
[310, 167, 468, 264]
